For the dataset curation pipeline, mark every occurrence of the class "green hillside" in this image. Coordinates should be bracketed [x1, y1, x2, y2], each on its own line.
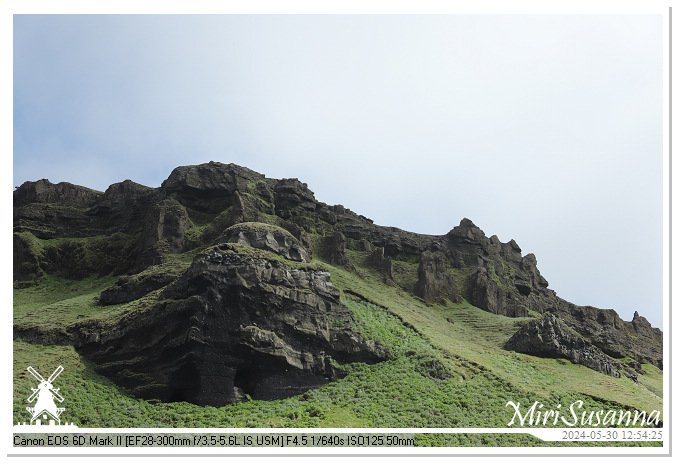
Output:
[13, 237, 662, 447]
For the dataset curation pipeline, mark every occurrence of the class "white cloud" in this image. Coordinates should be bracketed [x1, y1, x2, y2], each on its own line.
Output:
[13, 14, 663, 327]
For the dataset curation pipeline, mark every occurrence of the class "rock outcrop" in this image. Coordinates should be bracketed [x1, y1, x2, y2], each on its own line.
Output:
[14, 179, 101, 209]
[466, 268, 529, 317]
[505, 313, 636, 381]
[552, 303, 663, 369]
[98, 269, 178, 306]
[216, 222, 310, 263]
[414, 251, 460, 305]
[76, 244, 388, 405]
[321, 232, 352, 268]
[141, 198, 191, 254]
[367, 246, 394, 282]
[230, 190, 246, 225]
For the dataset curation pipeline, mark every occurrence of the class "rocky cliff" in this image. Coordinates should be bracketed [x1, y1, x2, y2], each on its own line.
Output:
[78, 242, 387, 405]
[13, 161, 662, 401]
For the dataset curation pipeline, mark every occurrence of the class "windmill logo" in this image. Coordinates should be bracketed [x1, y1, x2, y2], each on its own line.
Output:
[25, 365, 66, 426]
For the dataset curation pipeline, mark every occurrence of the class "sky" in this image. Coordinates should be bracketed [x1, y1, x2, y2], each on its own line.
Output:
[13, 14, 664, 328]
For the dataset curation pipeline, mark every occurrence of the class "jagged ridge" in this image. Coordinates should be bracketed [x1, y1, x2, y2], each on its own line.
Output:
[13, 161, 662, 402]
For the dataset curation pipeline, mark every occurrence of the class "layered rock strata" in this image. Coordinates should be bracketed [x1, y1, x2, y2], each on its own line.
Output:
[505, 313, 637, 380]
[76, 244, 387, 405]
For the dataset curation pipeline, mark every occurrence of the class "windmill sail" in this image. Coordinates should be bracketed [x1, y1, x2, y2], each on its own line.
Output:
[48, 366, 64, 383]
[50, 389, 64, 403]
[27, 389, 39, 403]
[27, 366, 44, 383]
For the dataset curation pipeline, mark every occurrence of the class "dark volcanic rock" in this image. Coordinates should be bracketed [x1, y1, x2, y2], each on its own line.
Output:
[161, 162, 264, 214]
[279, 221, 313, 261]
[13, 180, 103, 239]
[446, 218, 491, 267]
[98, 270, 177, 306]
[505, 313, 635, 380]
[321, 232, 352, 268]
[216, 222, 310, 263]
[97, 179, 154, 206]
[273, 178, 318, 217]
[88, 180, 157, 235]
[74, 244, 388, 406]
[14, 179, 102, 208]
[367, 247, 394, 281]
[414, 251, 460, 305]
[467, 268, 529, 317]
[230, 190, 246, 225]
[553, 303, 663, 369]
[141, 198, 191, 253]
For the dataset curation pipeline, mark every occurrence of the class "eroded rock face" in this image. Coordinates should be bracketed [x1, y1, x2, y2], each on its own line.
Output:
[280, 221, 313, 261]
[98, 271, 177, 306]
[161, 162, 265, 214]
[446, 218, 491, 267]
[321, 232, 352, 268]
[273, 178, 318, 217]
[230, 190, 245, 225]
[505, 313, 636, 380]
[14, 179, 101, 208]
[414, 251, 460, 305]
[216, 222, 310, 263]
[141, 198, 192, 253]
[367, 246, 394, 281]
[553, 303, 663, 369]
[75, 244, 388, 406]
[467, 268, 529, 317]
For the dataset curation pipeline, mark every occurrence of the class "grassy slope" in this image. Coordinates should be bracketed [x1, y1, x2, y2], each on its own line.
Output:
[326, 252, 663, 416]
[12, 239, 662, 447]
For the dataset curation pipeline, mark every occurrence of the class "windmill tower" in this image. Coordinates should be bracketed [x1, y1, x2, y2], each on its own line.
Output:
[25, 366, 65, 426]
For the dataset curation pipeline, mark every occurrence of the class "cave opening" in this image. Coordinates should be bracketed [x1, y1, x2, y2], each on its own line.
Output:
[233, 366, 259, 397]
[515, 283, 532, 296]
[167, 362, 201, 403]
[168, 387, 192, 403]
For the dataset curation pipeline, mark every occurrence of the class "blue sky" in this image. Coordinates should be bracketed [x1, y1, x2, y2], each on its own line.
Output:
[13, 14, 664, 328]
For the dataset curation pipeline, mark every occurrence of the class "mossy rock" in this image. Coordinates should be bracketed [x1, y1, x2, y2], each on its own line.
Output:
[215, 222, 311, 262]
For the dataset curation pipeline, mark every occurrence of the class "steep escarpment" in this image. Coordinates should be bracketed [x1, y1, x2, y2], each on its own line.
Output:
[13, 161, 662, 400]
